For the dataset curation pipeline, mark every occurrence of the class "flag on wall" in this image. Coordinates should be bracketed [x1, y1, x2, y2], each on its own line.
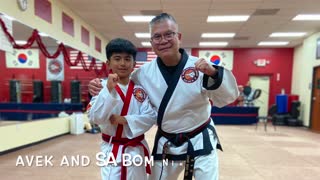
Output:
[134, 51, 156, 69]
[69, 50, 103, 70]
[5, 49, 40, 68]
[46, 53, 64, 81]
[198, 50, 234, 70]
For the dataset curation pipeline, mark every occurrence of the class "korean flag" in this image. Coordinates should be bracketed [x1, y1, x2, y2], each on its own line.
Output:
[5, 49, 40, 69]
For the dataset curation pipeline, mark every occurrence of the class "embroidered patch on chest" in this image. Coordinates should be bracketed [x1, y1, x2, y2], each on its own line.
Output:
[181, 67, 199, 83]
[133, 88, 147, 103]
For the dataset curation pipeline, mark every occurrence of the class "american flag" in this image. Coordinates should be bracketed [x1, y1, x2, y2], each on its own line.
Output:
[134, 51, 157, 70]
[69, 50, 103, 70]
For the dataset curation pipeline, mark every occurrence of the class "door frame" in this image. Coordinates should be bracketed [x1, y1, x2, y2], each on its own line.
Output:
[249, 75, 271, 116]
[248, 73, 273, 108]
[309, 65, 320, 131]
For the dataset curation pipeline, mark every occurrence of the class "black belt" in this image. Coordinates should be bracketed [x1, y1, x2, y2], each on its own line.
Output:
[152, 119, 222, 180]
[159, 119, 211, 147]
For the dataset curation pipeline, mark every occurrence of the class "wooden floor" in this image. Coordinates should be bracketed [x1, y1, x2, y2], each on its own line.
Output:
[1, 123, 320, 180]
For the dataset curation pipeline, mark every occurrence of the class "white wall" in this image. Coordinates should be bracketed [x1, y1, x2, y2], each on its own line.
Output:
[292, 32, 320, 126]
[0, 117, 70, 152]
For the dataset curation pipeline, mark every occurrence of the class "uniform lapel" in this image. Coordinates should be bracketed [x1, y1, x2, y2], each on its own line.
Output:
[156, 49, 188, 127]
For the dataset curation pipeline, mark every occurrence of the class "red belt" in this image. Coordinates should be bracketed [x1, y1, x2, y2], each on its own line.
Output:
[102, 133, 151, 180]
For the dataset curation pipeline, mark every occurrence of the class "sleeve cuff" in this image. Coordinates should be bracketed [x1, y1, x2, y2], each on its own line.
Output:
[203, 65, 224, 90]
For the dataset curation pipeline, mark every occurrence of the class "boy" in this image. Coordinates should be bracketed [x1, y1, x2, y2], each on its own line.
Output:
[88, 38, 156, 180]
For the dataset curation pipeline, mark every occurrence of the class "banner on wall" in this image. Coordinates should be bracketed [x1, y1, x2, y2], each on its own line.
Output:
[198, 50, 234, 70]
[0, 15, 13, 53]
[46, 53, 64, 81]
[5, 49, 40, 68]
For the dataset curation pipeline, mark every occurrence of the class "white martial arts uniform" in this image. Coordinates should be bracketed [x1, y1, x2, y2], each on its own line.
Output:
[129, 49, 239, 180]
[88, 79, 157, 180]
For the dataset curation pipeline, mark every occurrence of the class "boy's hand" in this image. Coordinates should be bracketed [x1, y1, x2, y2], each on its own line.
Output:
[88, 78, 103, 96]
[107, 73, 119, 92]
[110, 114, 128, 125]
[195, 58, 217, 76]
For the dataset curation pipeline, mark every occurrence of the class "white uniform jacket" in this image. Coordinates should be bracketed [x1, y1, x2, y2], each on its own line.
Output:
[130, 49, 239, 159]
[88, 79, 157, 162]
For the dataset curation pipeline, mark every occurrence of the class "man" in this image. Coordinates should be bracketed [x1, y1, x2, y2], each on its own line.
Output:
[88, 38, 157, 180]
[89, 13, 239, 180]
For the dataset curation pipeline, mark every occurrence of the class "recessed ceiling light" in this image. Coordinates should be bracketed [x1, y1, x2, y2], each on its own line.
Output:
[207, 15, 250, 22]
[141, 42, 151, 46]
[258, 41, 289, 46]
[123, 16, 155, 22]
[1, 14, 15, 21]
[292, 14, 320, 21]
[270, 32, 306, 37]
[135, 33, 151, 38]
[201, 33, 235, 38]
[199, 42, 228, 46]
[15, 40, 27, 45]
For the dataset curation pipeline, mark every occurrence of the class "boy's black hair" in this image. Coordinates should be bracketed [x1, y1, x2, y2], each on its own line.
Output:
[105, 38, 137, 61]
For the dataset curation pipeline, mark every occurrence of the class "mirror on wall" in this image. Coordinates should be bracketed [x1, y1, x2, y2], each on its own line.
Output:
[11, 19, 59, 48]
[0, 16, 100, 105]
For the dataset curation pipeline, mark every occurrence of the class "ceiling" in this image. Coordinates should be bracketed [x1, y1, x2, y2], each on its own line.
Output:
[59, 0, 320, 48]
[10, 0, 320, 49]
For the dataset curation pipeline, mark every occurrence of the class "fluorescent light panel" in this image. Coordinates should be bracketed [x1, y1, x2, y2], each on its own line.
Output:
[270, 32, 306, 37]
[1, 14, 15, 21]
[135, 33, 151, 38]
[202, 33, 235, 38]
[207, 15, 249, 22]
[39, 32, 49, 37]
[16, 40, 27, 44]
[123, 16, 155, 22]
[199, 42, 228, 46]
[258, 41, 289, 46]
[141, 42, 151, 46]
[293, 14, 320, 21]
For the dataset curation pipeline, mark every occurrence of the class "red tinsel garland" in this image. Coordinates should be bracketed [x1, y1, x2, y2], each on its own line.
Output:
[0, 17, 107, 76]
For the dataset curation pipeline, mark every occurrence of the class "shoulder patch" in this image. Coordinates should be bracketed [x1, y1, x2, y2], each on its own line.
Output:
[133, 88, 147, 103]
[181, 67, 199, 83]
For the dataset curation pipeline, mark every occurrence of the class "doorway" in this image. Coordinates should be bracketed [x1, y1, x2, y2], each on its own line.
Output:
[310, 66, 320, 132]
[249, 76, 270, 117]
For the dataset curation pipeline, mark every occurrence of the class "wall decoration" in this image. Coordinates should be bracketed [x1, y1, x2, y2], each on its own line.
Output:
[199, 50, 234, 70]
[5, 49, 39, 68]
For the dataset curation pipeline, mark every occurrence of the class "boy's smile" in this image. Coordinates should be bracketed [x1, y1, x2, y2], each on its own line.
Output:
[107, 52, 135, 83]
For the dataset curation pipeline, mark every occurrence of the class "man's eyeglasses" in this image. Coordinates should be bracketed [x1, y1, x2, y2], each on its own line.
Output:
[151, 31, 177, 43]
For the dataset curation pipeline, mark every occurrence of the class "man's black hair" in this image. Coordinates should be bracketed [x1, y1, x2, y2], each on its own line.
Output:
[105, 38, 137, 60]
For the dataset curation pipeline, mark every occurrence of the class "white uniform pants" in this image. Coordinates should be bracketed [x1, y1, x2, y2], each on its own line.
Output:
[149, 148, 219, 180]
[100, 141, 149, 180]
[101, 163, 148, 180]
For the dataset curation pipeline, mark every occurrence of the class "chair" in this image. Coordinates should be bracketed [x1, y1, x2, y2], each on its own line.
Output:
[256, 104, 277, 131]
[287, 101, 302, 126]
[243, 86, 262, 107]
